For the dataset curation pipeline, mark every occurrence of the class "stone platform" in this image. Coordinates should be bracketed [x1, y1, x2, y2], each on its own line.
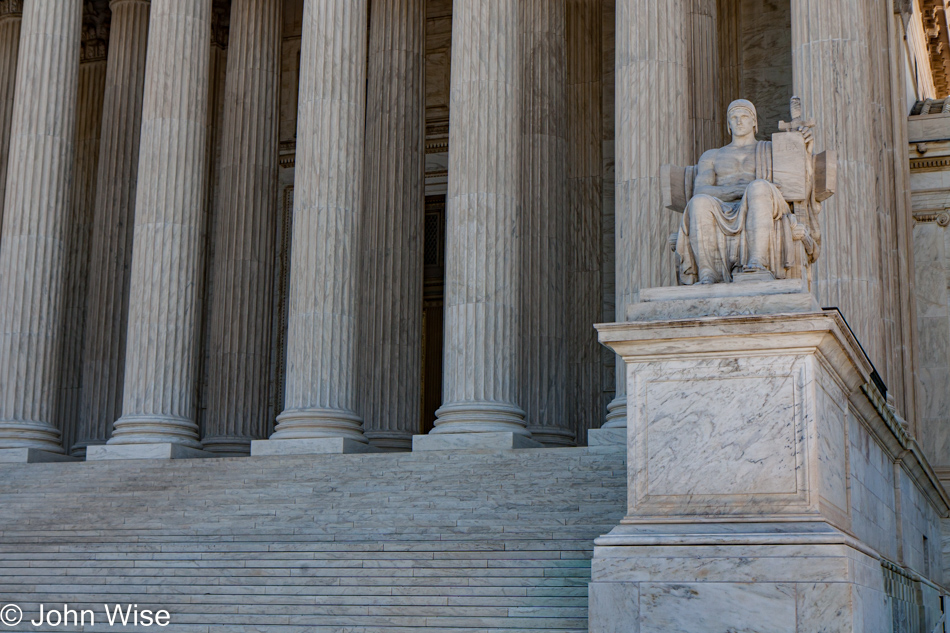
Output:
[592, 286, 950, 632]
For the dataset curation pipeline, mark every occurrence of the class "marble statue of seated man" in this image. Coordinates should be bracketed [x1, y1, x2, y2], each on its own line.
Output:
[672, 99, 822, 285]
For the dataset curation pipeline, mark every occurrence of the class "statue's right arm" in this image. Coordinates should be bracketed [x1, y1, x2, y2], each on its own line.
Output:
[692, 150, 730, 200]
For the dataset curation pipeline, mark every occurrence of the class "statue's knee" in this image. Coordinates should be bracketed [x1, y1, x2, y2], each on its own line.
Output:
[687, 195, 718, 221]
[746, 179, 773, 200]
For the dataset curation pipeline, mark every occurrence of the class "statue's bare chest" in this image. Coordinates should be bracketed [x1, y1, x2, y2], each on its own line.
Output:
[713, 145, 757, 181]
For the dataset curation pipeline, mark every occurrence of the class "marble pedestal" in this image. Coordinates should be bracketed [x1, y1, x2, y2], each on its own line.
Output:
[589, 285, 896, 632]
[86, 443, 212, 461]
[412, 432, 542, 452]
[250, 438, 380, 456]
[0, 448, 78, 464]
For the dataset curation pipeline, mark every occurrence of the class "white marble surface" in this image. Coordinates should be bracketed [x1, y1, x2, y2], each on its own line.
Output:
[521, 0, 572, 447]
[109, 0, 211, 449]
[626, 292, 820, 321]
[412, 431, 542, 452]
[0, 448, 77, 463]
[0, 0, 81, 453]
[75, 0, 150, 458]
[636, 360, 801, 498]
[87, 443, 211, 461]
[250, 437, 379, 456]
[273, 0, 370, 442]
[203, 0, 281, 456]
[358, 0, 426, 452]
[435, 0, 528, 435]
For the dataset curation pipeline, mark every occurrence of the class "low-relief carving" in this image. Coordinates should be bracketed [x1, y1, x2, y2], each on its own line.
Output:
[0, 0, 23, 18]
[662, 97, 836, 285]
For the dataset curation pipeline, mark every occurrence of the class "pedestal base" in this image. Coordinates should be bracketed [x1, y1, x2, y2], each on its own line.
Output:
[86, 443, 212, 461]
[250, 437, 380, 456]
[0, 448, 78, 463]
[589, 523, 890, 633]
[412, 431, 542, 452]
[587, 427, 626, 446]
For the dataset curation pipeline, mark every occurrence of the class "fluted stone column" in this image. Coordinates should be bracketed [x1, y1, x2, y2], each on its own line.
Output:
[567, 0, 603, 445]
[521, 0, 572, 446]
[605, 0, 690, 428]
[0, 0, 22, 239]
[0, 0, 82, 453]
[792, 0, 884, 371]
[74, 0, 149, 456]
[59, 4, 109, 455]
[358, 0, 425, 451]
[686, 0, 719, 160]
[266, 0, 370, 449]
[104, 0, 211, 452]
[202, 0, 281, 456]
[193, 0, 229, 442]
[429, 0, 529, 442]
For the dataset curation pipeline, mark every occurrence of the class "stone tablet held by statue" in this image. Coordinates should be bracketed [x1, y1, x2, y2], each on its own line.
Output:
[662, 97, 836, 285]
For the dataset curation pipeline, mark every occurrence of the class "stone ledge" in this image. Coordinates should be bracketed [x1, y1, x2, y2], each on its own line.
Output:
[0, 448, 78, 464]
[412, 432, 542, 452]
[250, 437, 380, 456]
[86, 443, 212, 461]
[587, 427, 626, 447]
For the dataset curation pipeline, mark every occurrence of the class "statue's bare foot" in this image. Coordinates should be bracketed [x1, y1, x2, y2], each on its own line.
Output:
[742, 262, 769, 273]
[698, 275, 716, 285]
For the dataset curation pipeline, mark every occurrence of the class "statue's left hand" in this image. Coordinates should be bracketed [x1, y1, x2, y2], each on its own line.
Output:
[791, 222, 808, 241]
[799, 126, 814, 150]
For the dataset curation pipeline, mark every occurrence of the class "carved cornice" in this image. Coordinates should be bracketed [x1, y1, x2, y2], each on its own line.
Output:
[921, 0, 950, 97]
[913, 209, 950, 226]
[81, 0, 111, 64]
[211, 0, 230, 48]
[0, 0, 23, 19]
[909, 155, 950, 171]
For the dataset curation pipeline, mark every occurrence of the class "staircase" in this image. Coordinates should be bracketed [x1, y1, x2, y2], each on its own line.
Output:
[0, 446, 625, 633]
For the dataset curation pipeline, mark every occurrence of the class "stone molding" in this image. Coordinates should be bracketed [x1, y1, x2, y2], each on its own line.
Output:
[913, 209, 950, 225]
[921, 0, 950, 96]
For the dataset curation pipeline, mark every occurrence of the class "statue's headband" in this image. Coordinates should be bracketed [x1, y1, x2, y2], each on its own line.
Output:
[727, 99, 757, 120]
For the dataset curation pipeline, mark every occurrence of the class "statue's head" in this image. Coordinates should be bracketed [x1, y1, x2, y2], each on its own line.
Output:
[727, 99, 758, 138]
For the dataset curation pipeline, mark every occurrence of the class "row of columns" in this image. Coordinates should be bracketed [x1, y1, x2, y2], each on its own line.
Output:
[0, 0, 888, 455]
[0, 0, 601, 457]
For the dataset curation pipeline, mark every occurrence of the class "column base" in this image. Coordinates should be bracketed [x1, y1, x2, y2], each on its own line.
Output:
[364, 432, 412, 452]
[432, 401, 529, 435]
[0, 448, 78, 463]
[201, 436, 253, 456]
[602, 395, 626, 429]
[412, 431, 542, 452]
[271, 407, 368, 443]
[108, 414, 202, 449]
[251, 437, 380, 456]
[86, 443, 212, 461]
[587, 427, 626, 446]
[0, 420, 66, 454]
[69, 439, 106, 459]
[526, 427, 576, 447]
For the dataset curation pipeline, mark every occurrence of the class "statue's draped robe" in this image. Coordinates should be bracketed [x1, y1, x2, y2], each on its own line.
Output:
[675, 140, 805, 284]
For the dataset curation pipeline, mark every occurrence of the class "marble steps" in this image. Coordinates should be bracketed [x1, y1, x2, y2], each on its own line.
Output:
[0, 446, 624, 632]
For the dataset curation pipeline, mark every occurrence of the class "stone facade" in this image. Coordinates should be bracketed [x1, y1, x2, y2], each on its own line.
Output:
[0, 0, 949, 629]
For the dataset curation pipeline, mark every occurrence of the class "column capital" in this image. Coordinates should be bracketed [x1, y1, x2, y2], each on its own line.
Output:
[82, 0, 111, 64]
[211, 0, 229, 48]
[0, 0, 22, 20]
